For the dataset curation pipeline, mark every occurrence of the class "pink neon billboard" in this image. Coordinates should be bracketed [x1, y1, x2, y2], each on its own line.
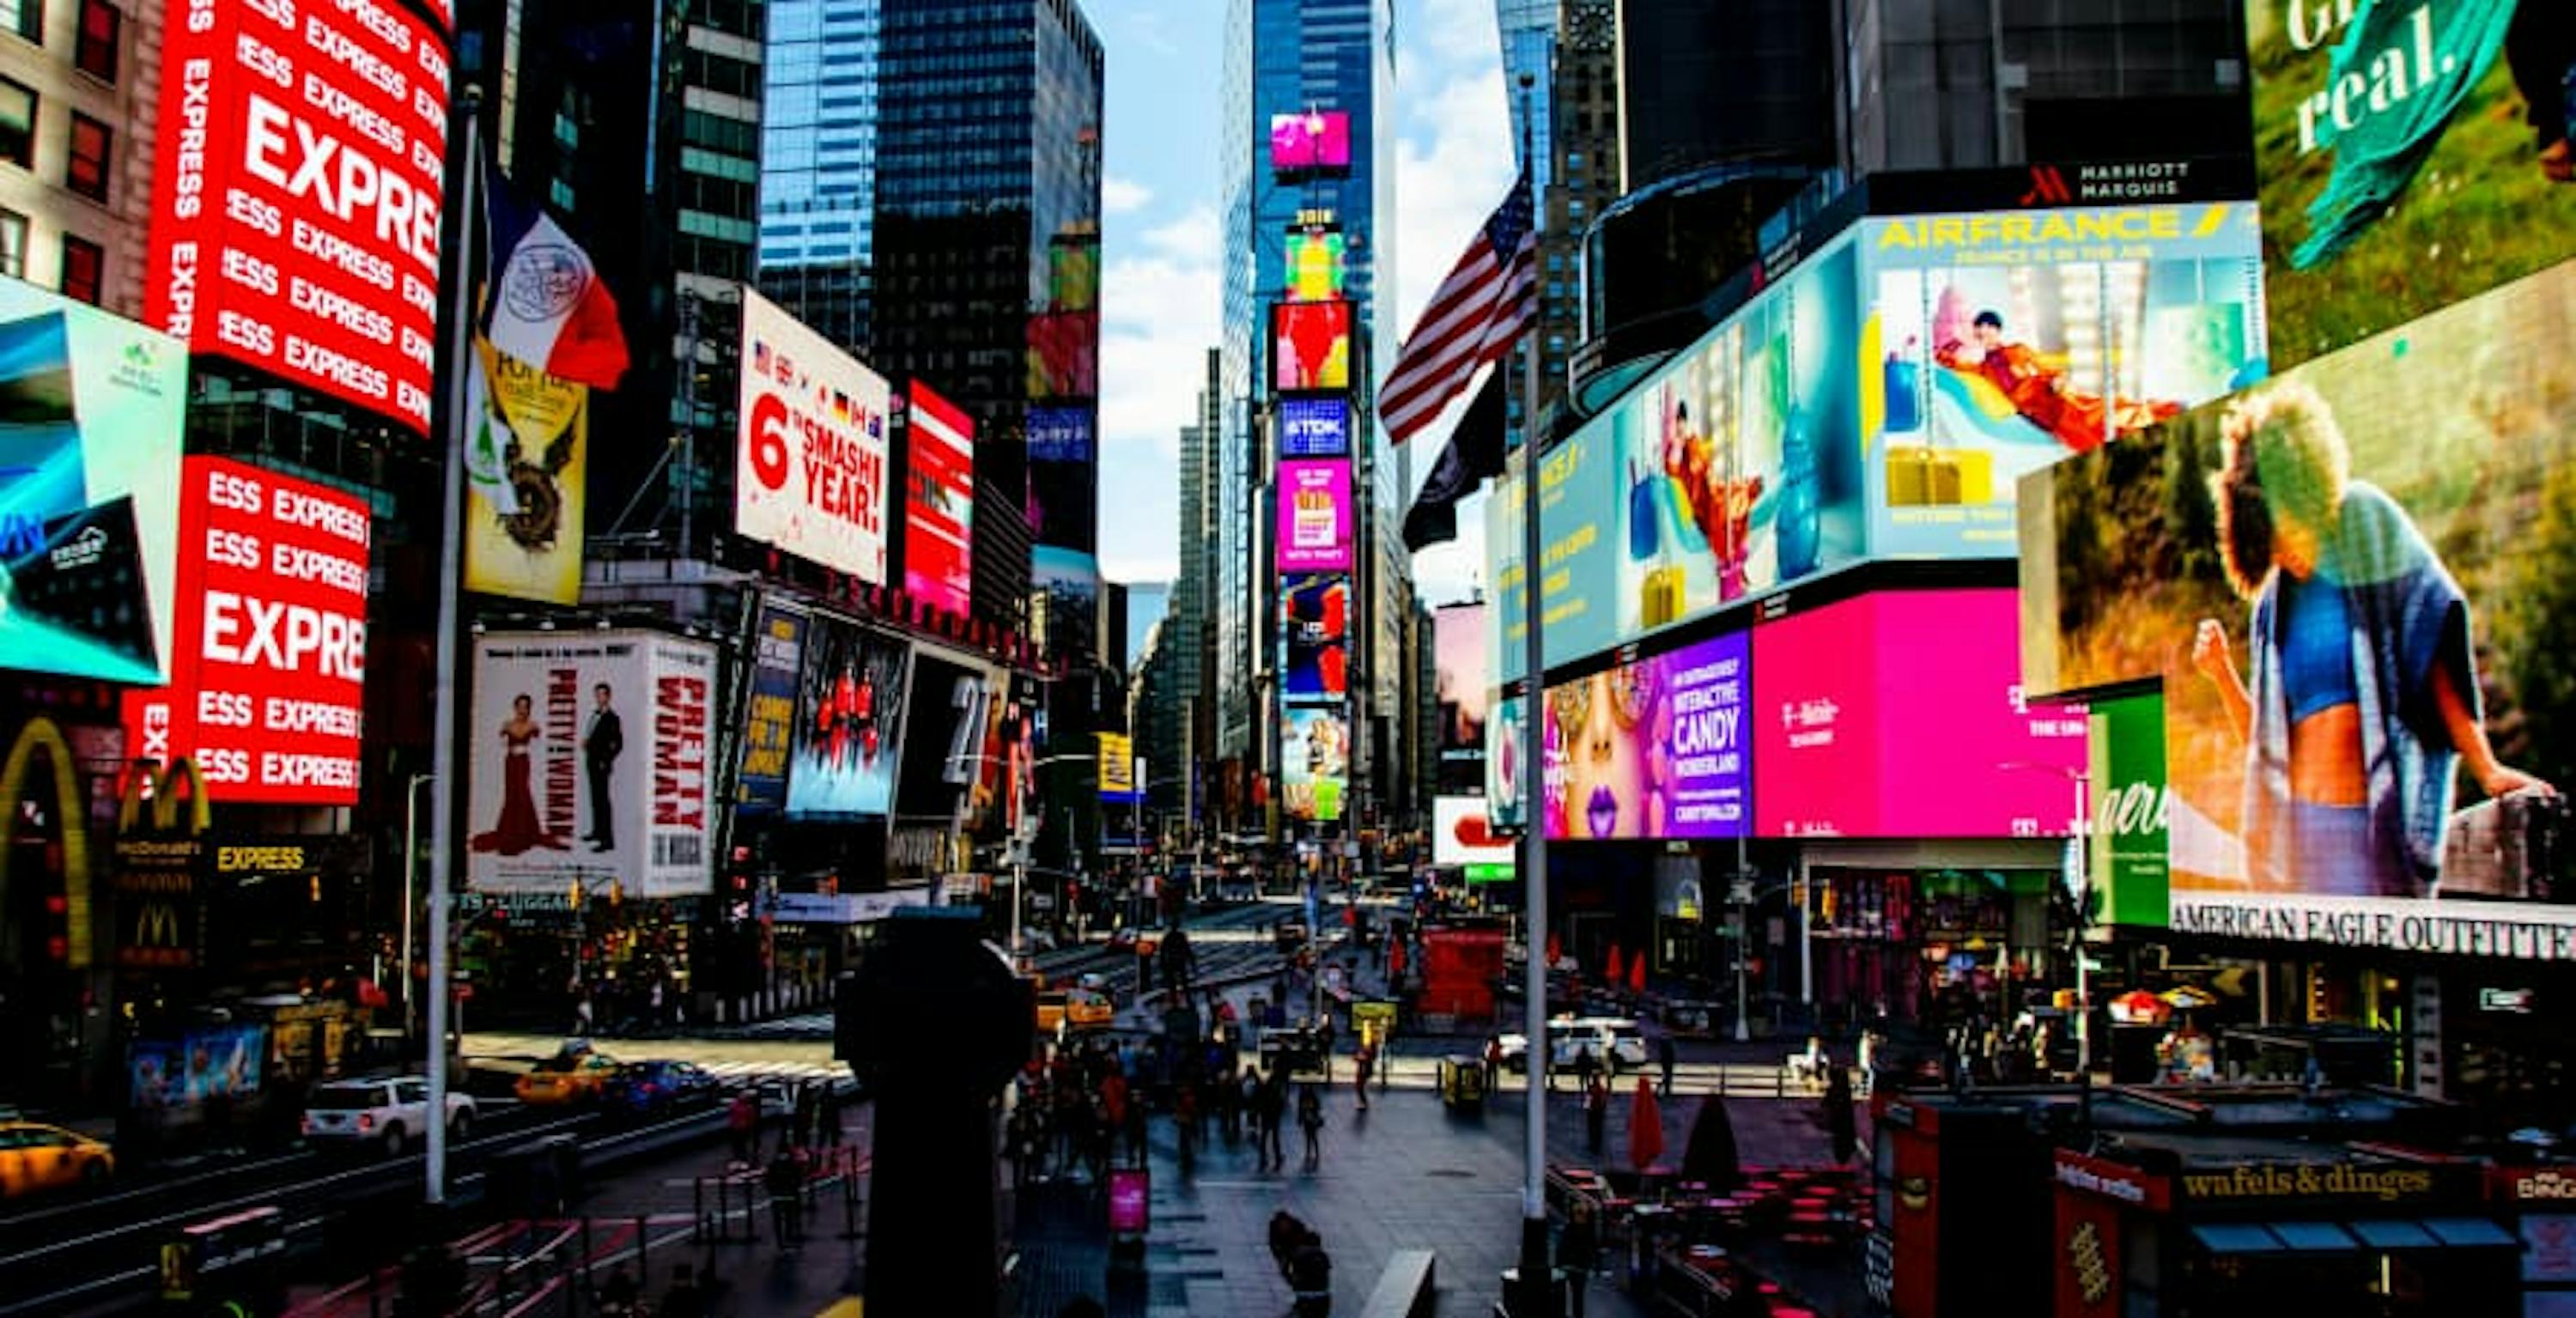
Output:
[1753, 588, 2084, 838]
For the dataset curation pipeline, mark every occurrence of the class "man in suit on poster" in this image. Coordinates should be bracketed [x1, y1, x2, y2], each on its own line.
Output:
[583, 683, 625, 852]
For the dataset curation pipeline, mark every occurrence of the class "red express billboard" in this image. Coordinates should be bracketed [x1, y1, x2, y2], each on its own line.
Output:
[124, 457, 372, 805]
[146, 0, 452, 432]
[903, 380, 975, 618]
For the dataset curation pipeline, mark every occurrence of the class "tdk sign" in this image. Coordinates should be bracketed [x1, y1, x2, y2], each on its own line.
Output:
[1279, 398, 1350, 458]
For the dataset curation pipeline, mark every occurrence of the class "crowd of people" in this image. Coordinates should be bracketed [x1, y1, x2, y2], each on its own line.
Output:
[1005, 1028, 1355, 1185]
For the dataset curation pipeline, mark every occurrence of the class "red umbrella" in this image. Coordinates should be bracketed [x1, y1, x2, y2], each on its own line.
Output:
[1629, 955, 1648, 996]
[1628, 1074, 1665, 1171]
[1605, 943, 1625, 984]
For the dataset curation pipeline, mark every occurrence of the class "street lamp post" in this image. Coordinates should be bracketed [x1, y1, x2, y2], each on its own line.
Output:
[401, 773, 434, 1040]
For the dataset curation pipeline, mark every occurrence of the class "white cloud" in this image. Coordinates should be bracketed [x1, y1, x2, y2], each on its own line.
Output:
[1404, 0, 1504, 79]
[1391, 69, 1514, 343]
[1103, 175, 1152, 214]
[1095, 203, 1220, 583]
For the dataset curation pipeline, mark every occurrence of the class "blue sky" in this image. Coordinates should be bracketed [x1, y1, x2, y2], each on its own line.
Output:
[1089, 0, 1513, 608]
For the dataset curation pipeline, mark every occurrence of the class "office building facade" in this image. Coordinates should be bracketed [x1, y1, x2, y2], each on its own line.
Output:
[756, 0, 879, 349]
[1218, 0, 1409, 829]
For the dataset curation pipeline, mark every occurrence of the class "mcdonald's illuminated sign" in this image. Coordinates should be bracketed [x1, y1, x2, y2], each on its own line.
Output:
[112, 757, 210, 971]
[0, 718, 94, 970]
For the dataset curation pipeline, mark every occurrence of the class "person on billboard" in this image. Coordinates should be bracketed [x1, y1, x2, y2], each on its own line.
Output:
[2190, 381, 2555, 898]
[2506, 0, 2576, 182]
[1549, 667, 1648, 840]
[581, 683, 624, 853]
[473, 693, 565, 855]
[1934, 307, 2180, 453]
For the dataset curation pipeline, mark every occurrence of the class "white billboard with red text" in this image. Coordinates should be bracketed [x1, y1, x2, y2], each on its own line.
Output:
[145, 0, 451, 431]
[736, 289, 890, 584]
[123, 458, 370, 804]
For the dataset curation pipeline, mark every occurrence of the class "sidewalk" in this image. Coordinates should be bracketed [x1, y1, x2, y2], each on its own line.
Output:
[1011, 1064, 1863, 1316]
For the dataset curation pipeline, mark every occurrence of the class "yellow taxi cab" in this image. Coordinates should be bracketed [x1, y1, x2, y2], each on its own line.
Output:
[513, 1048, 623, 1106]
[0, 1121, 114, 1198]
[1035, 988, 1115, 1036]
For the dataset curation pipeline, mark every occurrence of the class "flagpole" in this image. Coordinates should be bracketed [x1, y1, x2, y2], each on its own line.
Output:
[1510, 70, 1558, 1318]
[424, 86, 485, 1210]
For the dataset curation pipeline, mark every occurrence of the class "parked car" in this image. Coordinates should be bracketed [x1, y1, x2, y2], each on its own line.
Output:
[301, 1078, 475, 1157]
[1496, 1017, 1652, 1075]
[514, 1047, 623, 1107]
[0, 1121, 113, 1198]
[599, 1060, 722, 1121]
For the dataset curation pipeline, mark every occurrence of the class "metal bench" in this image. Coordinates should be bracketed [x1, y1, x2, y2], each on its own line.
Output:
[1361, 1248, 1437, 1318]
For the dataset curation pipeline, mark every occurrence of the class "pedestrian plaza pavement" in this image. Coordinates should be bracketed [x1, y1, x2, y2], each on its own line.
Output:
[1008, 1072, 1856, 1318]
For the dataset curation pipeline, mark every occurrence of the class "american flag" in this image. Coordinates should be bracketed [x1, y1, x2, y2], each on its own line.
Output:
[1377, 170, 1536, 445]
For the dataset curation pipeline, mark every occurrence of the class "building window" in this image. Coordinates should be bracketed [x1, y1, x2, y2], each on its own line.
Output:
[0, 210, 25, 278]
[73, 0, 115, 81]
[65, 112, 107, 200]
[58, 233, 100, 303]
[0, 79, 32, 168]
[3, 0, 37, 43]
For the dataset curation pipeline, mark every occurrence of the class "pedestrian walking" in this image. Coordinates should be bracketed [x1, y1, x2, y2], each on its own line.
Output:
[1573, 1042, 1598, 1096]
[1562, 1198, 1600, 1318]
[1254, 1069, 1286, 1171]
[1656, 1033, 1678, 1096]
[1175, 1081, 1199, 1171]
[792, 1082, 818, 1151]
[764, 1147, 806, 1247]
[1217, 1060, 1242, 1144]
[1584, 1075, 1608, 1156]
[1482, 1034, 1503, 1093]
[1825, 1065, 1858, 1165]
[817, 1076, 844, 1147]
[574, 993, 595, 1037]
[1296, 1084, 1324, 1169]
[1352, 1042, 1374, 1111]
[726, 1090, 758, 1166]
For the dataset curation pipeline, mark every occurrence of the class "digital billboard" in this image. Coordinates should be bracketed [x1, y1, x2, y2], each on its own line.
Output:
[896, 655, 996, 817]
[1434, 795, 1514, 869]
[469, 630, 718, 897]
[1030, 450, 1097, 556]
[735, 601, 805, 814]
[1028, 406, 1095, 463]
[1273, 301, 1353, 392]
[2248, 2, 2576, 367]
[0, 278, 187, 685]
[1049, 237, 1099, 313]
[1097, 732, 1135, 799]
[2087, 690, 2171, 930]
[1436, 602, 1487, 760]
[122, 459, 369, 805]
[1753, 588, 2085, 838]
[1277, 460, 1352, 573]
[903, 381, 975, 617]
[2023, 262, 2576, 955]
[143, 0, 450, 431]
[1028, 310, 1100, 398]
[1034, 545, 1102, 662]
[463, 341, 588, 604]
[1547, 237, 1868, 669]
[1284, 704, 1348, 823]
[1540, 630, 1753, 841]
[1285, 229, 1346, 301]
[1862, 203, 2269, 557]
[738, 289, 892, 584]
[1269, 110, 1352, 173]
[1278, 396, 1350, 459]
[1284, 574, 1351, 700]
[1488, 693, 1528, 831]
[784, 613, 912, 818]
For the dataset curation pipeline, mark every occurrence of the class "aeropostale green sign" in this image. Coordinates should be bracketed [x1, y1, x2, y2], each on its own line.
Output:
[2088, 692, 2169, 928]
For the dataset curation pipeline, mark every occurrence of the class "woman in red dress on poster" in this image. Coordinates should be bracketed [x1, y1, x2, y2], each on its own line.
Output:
[472, 694, 563, 855]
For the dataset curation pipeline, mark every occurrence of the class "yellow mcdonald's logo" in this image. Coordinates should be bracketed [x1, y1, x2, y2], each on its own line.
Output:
[132, 901, 184, 949]
[0, 717, 93, 971]
[119, 758, 211, 835]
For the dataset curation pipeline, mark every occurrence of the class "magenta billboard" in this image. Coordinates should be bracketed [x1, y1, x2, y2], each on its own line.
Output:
[1277, 459, 1352, 574]
[1541, 630, 1752, 841]
[1753, 588, 2084, 839]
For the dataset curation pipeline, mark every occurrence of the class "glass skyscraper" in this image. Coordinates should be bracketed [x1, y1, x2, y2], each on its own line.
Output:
[757, 0, 880, 348]
[1218, 0, 1401, 798]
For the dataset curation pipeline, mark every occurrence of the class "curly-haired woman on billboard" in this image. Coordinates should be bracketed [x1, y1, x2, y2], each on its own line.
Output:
[2189, 380, 2553, 898]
